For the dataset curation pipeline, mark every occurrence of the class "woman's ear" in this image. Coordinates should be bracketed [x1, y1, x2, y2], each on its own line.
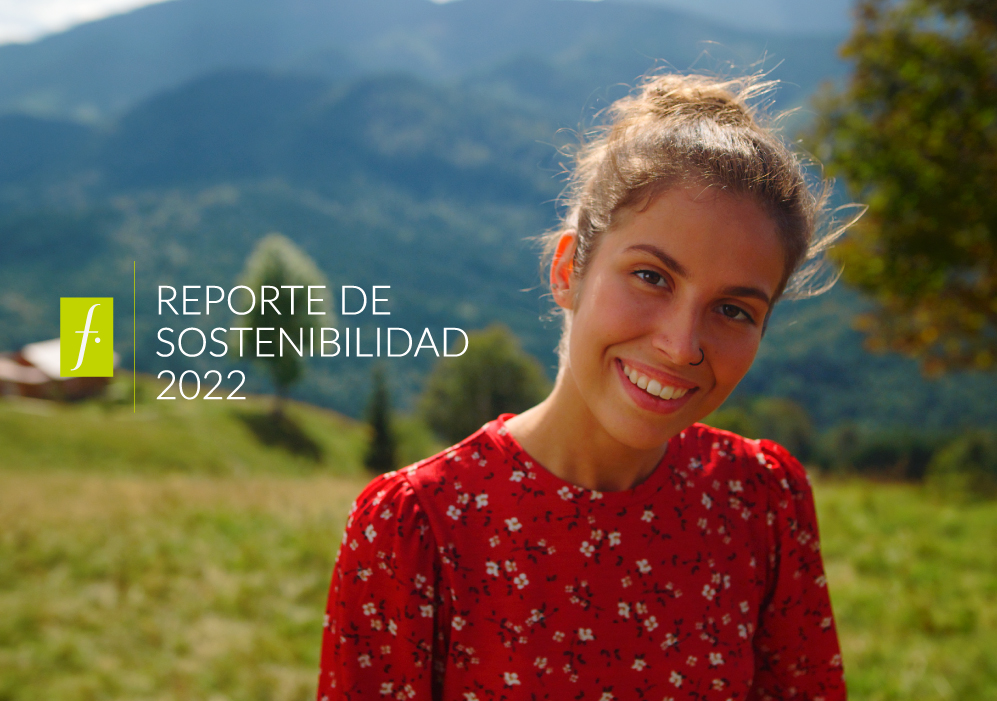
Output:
[550, 231, 577, 311]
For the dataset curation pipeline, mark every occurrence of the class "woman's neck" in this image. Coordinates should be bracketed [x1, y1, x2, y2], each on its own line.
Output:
[504, 373, 670, 492]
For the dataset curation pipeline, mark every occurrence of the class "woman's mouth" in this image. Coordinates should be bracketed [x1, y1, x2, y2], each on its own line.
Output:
[622, 363, 692, 400]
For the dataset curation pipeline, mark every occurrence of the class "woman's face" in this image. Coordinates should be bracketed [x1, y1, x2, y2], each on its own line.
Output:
[552, 183, 785, 450]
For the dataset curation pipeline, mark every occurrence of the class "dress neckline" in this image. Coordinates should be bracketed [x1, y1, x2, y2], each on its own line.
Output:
[484, 413, 681, 508]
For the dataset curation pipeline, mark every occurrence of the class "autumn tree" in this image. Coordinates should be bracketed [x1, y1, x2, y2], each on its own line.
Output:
[237, 233, 330, 414]
[808, 0, 997, 373]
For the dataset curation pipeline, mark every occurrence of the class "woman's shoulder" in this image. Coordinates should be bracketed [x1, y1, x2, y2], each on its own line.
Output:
[680, 422, 813, 495]
[350, 419, 511, 523]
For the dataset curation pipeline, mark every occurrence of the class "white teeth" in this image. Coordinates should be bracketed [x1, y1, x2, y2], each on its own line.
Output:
[622, 363, 692, 400]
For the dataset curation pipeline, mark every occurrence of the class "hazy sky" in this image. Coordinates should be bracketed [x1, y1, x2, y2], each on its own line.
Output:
[0, 0, 174, 44]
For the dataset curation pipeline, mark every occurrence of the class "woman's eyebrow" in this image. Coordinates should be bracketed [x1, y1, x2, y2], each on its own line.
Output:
[721, 285, 772, 306]
[625, 244, 689, 278]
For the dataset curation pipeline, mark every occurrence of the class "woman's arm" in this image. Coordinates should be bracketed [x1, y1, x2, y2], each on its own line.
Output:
[749, 441, 846, 701]
[318, 471, 447, 701]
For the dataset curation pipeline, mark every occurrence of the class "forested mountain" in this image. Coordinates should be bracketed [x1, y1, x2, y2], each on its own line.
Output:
[0, 0, 992, 428]
[0, 0, 845, 123]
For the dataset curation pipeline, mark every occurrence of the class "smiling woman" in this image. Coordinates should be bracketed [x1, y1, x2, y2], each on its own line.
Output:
[317, 74, 855, 701]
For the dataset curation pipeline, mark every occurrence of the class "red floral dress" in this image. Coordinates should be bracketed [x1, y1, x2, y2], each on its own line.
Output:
[318, 415, 845, 701]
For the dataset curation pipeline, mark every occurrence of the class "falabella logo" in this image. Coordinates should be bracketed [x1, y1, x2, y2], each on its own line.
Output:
[60, 298, 114, 377]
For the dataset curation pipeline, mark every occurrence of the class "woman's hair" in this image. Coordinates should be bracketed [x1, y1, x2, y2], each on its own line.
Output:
[545, 72, 855, 304]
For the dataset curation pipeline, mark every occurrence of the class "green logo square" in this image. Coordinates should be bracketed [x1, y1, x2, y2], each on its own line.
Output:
[60, 298, 114, 377]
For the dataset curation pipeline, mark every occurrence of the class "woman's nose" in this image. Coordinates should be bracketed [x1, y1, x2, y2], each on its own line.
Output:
[649, 305, 703, 367]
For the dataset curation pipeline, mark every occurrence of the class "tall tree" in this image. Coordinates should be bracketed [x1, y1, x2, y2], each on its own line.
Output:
[364, 365, 398, 473]
[237, 233, 330, 414]
[420, 325, 550, 444]
[808, 0, 997, 374]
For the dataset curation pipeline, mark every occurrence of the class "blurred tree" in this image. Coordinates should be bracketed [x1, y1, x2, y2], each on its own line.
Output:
[364, 365, 398, 473]
[704, 397, 815, 461]
[420, 325, 550, 444]
[808, 0, 997, 374]
[237, 233, 330, 415]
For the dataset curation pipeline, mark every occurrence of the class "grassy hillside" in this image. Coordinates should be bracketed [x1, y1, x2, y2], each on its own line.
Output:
[1, 405, 994, 699]
[0, 375, 441, 475]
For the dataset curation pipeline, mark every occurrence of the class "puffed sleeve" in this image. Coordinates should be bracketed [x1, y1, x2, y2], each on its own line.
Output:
[317, 471, 448, 701]
[748, 441, 846, 701]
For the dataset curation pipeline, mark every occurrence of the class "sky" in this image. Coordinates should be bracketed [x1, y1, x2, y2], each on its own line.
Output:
[0, 0, 174, 44]
[0, 0, 462, 45]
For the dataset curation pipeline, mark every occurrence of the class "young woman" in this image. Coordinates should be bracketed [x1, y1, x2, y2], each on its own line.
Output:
[318, 74, 848, 701]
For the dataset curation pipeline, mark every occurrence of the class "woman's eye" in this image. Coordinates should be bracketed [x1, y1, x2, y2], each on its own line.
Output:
[635, 270, 666, 287]
[719, 304, 753, 323]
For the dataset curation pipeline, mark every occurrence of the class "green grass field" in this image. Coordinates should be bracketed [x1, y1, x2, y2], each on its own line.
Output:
[1, 389, 995, 700]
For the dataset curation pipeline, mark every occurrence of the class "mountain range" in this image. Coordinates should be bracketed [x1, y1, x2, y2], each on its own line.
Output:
[0, 0, 992, 429]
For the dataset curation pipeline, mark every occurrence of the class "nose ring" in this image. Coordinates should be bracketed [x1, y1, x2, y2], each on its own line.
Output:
[689, 348, 705, 366]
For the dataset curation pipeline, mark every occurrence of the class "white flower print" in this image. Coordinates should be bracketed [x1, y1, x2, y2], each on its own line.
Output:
[644, 616, 659, 631]
[709, 652, 724, 666]
[380, 508, 392, 520]
[349, 539, 359, 551]
[380, 682, 394, 695]
[510, 470, 525, 482]
[618, 602, 631, 618]
[505, 517, 522, 532]
[635, 602, 648, 615]
[599, 693, 614, 701]
[387, 619, 397, 636]
[641, 509, 655, 522]
[632, 657, 647, 671]
[591, 490, 603, 500]
[702, 585, 717, 601]
[486, 561, 500, 577]
[821, 616, 833, 629]
[357, 568, 372, 582]
[663, 633, 678, 648]
[362, 603, 377, 616]
[686, 655, 697, 666]
[670, 670, 684, 687]
[621, 576, 633, 588]
[475, 493, 489, 508]
[414, 573, 426, 588]
[503, 672, 521, 686]
[636, 559, 652, 573]
[447, 505, 462, 520]
[738, 624, 748, 639]
[701, 493, 713, 509]
[371, 619, 382, 630]
[514, 573, 529, 589]
[740, 601, 750, 613]
[489, 535, 501, 547]
[457, 493, 471, 505]
[452, 616, 467, 631]
[534, 656, 547, 668]
[608, 531, 621, 547]
[463, 693, 479, 701]
[358, 654, 372, 668]
[816, 574, 827, 587]
[579, 541, 595, 557]
[420, 605, 434, 618]
[364, 525, 377, 542]
[577, 628, 594, 641]
[504, 560, 517, 572]
[729, 480, 743, 492]
[552, 631, 565, 642]
[557, 486, 574, 501]
[380, 645, 391, 655]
